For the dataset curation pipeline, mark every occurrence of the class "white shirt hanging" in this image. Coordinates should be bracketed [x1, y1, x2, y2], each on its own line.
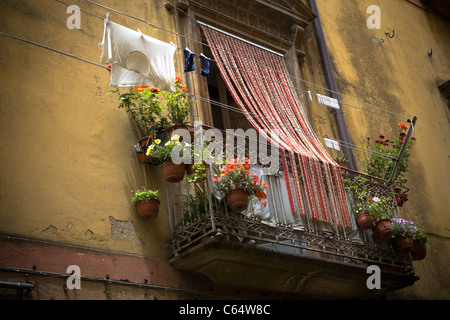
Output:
[101, 19, 176, 91]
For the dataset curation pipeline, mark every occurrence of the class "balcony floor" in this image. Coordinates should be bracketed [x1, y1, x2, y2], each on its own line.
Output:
[169, 236, 419, 299]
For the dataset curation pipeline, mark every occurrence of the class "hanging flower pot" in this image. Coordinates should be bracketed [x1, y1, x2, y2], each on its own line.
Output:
[186, 162, 196, 175]
[138, 136, 151, 162]
[355, 211, 375, 229]
[411, 240, 427, 260]
[226, 189, 249, 213]
[135, 200, 160, 220]
[373, 219, 393, 240]
[165, 124, 188, 138]
[132, 187, 160, 220]
[162, 160, 185, 183]
[393, 234, 414, 254]
[186, 162, 209, 183]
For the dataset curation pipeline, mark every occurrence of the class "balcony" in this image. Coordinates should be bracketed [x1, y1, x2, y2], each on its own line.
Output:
[164, 139, 419, 299]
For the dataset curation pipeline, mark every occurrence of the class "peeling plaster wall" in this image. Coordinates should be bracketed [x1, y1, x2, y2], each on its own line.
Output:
[315, 0, 450, 299]
[1, 0, 449, 300]
[0, 0, 178, 257]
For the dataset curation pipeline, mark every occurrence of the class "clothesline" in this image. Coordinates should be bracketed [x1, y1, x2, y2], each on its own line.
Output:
[80, 0, 409, 121]
[0, 29, 400, 163]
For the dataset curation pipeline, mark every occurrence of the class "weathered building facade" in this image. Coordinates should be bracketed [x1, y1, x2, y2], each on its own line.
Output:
[0, 0, 449, 300]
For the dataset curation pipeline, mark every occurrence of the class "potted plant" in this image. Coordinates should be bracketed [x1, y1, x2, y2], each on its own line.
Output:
[365, 196, 394, 240]
[391, 218, 415, 254]
[186, 162, 208, 183]
[185, 141, 214, 183]
[178, 187, 217, 227]
[111, 85, 166, 162]
[333, 154, 348, 168]
[361, 122, 416, 187]
[343, 176, 375, 229]
[411, 225, 429, 260]
[160, 77, 195, 137]
[131, 187, 160, 219]
[146, 134, 190, 183]
[214, 157, 269, 213]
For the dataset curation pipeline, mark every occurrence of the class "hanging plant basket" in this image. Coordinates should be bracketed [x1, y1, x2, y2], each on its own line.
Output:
[355, 211, 375, 229]
[411, 240, 427, 260]
[226, 189, 249, 213]
[393, 234, 414, 254]
[137, 136, 161, 164]
[373, 219, 393, 240]
[162, 161, 186, 183]
[135, 200, 160, 220]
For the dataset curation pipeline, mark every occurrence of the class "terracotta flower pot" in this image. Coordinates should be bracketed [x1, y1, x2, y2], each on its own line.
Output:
[393, 235, 414, 254]
[162, 161, 185, 183]
[186, 162, 196, 175]
[373, 219, 393, 240]
[136, 200, 160, 219]
[137, 137, 161, 164]
[355, 212, 375, 229]
[138, 136, 151, 162]
[186, 162, 208, 175]
[165, 124, 188, 139]
[411, 240, 427, 260]
[226, 189, 249, 213]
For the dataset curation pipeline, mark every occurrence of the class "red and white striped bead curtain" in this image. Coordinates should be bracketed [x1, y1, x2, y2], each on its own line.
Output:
[201, 25, 352, 229]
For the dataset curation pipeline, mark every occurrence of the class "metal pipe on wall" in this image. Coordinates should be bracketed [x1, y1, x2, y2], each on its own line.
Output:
[308, 0, 357, 170]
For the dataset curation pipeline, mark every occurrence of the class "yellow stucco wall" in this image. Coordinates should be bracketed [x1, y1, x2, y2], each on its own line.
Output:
[1, 0, 449, 300]
[315, 0, 450, 299]
[0, 0, 180, 258]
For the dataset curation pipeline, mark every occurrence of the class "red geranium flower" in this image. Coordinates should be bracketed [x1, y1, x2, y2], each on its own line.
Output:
[398, 122, 408, 130]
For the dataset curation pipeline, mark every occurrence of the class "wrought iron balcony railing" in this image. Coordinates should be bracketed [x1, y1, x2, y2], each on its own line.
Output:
[167, 161, 413, 268]
[161, 128, 417, 297]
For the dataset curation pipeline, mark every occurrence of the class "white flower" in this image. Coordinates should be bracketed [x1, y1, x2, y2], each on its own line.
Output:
[171, 134, 180, 141]
[154, 139, 161, 144]
[146, 144, 155, 155]
[372, 197, 380, 202]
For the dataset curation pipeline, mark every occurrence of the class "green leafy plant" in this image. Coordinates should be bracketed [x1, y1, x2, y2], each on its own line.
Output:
[111, 77, 195, 138]
[145, 134, 190, 163]
[131, 187, 159, 205]
[412, 227, 429, 246]
[361, 122, 416, 186]
[391, 218, 416, 237]
[214, 157, 269, 205]
[111, 85, 164, 138]
[362, 196, 394, 220]
[343, 176, 394, 220]
[160, 77, 195, 125]
[333, 154, 348, 165]
[187, 162, 208, 183]
[178, 187, 217, 226]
